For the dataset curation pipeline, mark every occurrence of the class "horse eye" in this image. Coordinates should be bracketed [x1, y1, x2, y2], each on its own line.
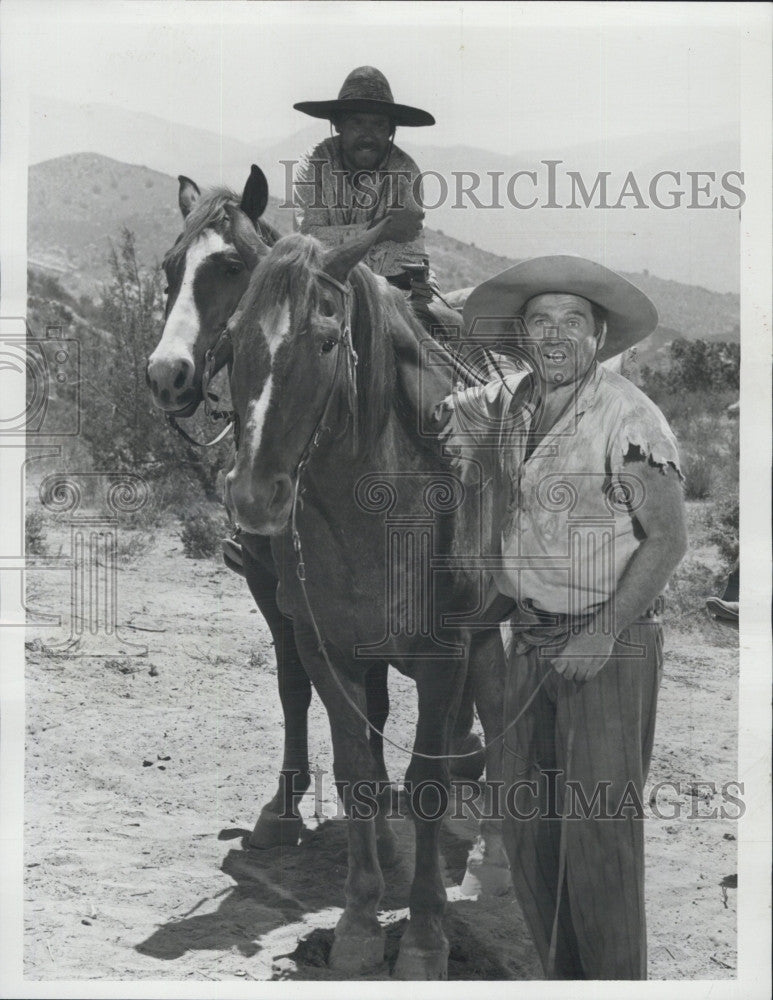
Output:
[163, 286, 169, 295]
[225, 262, 244, 276]
[319, 298, 336, 317]
[321, 337, 338, 354]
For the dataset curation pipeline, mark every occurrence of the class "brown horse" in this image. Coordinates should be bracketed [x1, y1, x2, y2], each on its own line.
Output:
[147, 168, 485, 852]
[224, 222, 509, 978]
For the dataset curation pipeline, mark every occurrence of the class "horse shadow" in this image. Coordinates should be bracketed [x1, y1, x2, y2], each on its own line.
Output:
[134, 812, 536, 979]
[135, 815, 416, 964]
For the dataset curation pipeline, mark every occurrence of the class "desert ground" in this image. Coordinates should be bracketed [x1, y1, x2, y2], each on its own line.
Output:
[23, 511, 738, 982]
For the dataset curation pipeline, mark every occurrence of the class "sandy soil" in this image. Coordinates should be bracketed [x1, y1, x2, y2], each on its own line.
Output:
[23, 520, 738, 982]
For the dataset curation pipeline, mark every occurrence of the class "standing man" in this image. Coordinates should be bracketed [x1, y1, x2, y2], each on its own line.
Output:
[437, 254, 688, 979]
[292, 66, 461, 335]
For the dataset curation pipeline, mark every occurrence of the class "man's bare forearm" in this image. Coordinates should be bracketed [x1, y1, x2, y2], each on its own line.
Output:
[603, 532, 686, 635]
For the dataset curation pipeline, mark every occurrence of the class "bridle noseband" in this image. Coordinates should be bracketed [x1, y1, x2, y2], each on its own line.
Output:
[164, 325, 236, 449]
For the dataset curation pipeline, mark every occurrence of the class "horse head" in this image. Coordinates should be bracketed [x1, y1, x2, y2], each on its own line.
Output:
[146, 165, 273, 416]
[224, 219, 398, 535]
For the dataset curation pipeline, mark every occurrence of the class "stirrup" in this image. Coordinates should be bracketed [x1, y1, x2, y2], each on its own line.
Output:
[222, 536, 245, 577]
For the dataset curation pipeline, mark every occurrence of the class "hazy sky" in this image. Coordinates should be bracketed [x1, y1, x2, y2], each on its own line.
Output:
[16, 0, 744, 153]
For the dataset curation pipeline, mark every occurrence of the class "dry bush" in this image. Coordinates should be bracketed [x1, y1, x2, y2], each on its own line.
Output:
[116, 530, 155, 562]
[682, 454, 714, 500]
[178, 511, 228, 559]
[25, 510, 47, 556]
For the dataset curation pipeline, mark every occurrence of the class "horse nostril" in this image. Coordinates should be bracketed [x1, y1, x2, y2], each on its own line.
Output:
[269, 475, 292, 514]
[173, 364, 190, 390]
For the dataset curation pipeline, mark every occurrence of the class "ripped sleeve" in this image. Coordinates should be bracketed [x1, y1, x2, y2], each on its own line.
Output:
[611, 409, 684, 481]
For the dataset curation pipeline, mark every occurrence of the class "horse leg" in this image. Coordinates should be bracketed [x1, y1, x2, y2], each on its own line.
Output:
[460, 626, 511, 897]
[448, 666, 485, 781]
[393, 652, 468, 980]
[241, 536, 312, 848]
[294, 624, 387, 974]
[365, 662, 398, 867]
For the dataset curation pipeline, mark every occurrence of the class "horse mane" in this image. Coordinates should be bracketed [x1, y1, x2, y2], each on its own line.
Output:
[162, 186, 281, 272]
[242, 232, 442, 461]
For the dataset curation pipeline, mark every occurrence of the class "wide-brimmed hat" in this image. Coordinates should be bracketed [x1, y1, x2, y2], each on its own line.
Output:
[294, 66, 435, 128]
[462, 254, 658, 361]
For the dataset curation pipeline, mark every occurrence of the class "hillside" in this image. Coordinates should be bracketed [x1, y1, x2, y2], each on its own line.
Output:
[28, 153, 739, 356]
[30, 96, 742, 294]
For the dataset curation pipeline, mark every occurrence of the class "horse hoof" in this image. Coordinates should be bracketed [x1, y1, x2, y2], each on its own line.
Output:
[460, 860, 511, 898]
[393, 941, 449, 980]
[449, 733, 485, 781]
[329, 930, 385, 975]
[248, 808, 303, 849]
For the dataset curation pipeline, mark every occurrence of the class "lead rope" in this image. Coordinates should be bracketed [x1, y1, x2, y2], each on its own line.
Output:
[290, 461, 550, 763]
[166, 411, 234, 448]
[288, 273, 551, 763]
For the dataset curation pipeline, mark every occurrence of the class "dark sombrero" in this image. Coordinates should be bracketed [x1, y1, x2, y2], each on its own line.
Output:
[463, 254, 659, 361]
[294, 66, 435, 128]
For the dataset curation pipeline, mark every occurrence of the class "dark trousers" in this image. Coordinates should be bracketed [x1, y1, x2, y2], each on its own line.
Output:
[502, 619, 663, 980]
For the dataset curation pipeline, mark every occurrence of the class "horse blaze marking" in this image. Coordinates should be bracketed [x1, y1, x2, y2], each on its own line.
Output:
[246, 375, 273, 462]
[243, 302, 290, 461]
[158, 231, 227, 360]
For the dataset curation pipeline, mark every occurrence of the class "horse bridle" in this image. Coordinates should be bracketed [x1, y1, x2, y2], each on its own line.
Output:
[164, 326, 236, 448]
[289, 270, 359, 580]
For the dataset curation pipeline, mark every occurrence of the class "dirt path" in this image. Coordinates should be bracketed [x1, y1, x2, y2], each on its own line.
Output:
[23, 522, 737, 981]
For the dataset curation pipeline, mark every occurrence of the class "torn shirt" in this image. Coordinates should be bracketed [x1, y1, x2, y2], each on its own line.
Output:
[446, 363, 683, 616]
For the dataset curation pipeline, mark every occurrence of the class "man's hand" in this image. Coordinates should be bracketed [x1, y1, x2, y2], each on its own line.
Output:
[434, 395, 474, 471]
[548, 628, 617, 684]
[376, 205, 424, 244]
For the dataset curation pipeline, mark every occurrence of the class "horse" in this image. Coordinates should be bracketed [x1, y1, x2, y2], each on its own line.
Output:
[223, 220, 511, 979]
[147, 167, 486, 852]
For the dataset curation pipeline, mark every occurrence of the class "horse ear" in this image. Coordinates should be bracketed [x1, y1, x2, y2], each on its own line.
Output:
[240, 164, 269, 227]
[321, 218, 391, 284]
[226, 204, 269, 271]
[178, 175, 200, 218]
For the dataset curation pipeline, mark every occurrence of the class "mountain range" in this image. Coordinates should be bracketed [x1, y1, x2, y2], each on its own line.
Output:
[30, 95, 742, 295]
[27, 152, 740, 369]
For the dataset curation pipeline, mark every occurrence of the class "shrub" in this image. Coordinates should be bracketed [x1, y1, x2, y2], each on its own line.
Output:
[706, 489, 739, 570]
[25, 510, 47, 555]
[178, 511, 228, 559]
[80, 228, 227, 500]
[682, 453, 713, 500]
[116, 531, 155, 562]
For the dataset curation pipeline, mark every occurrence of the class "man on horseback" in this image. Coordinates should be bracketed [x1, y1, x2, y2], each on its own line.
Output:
[436, 254, 688, 980]
[292, 66, 462, 338]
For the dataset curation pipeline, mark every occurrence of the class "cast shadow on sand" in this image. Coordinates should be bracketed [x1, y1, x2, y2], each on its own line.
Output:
[134, 814, 538, 980]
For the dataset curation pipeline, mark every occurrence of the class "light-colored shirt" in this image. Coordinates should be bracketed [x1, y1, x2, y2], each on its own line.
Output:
[292, 136, 428, 278]
[446, 363, 682, 616]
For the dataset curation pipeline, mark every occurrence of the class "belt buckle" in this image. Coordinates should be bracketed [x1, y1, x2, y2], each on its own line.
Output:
[647, 594, 665, 618]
